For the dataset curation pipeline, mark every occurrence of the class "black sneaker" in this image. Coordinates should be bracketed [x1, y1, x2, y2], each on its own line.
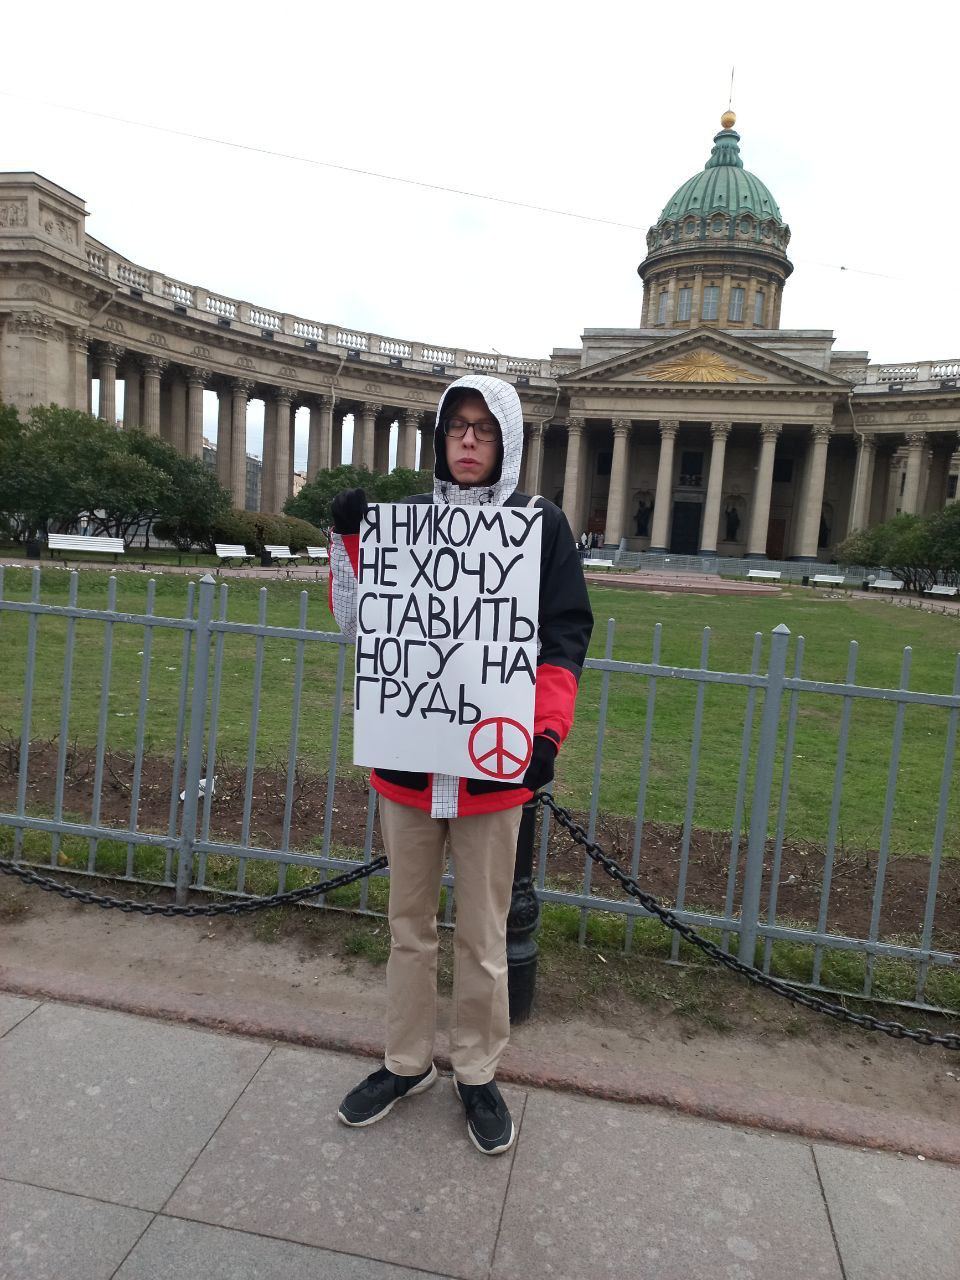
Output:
[453, 1078, 516, 1155]
[337, 1063, 437, 1127]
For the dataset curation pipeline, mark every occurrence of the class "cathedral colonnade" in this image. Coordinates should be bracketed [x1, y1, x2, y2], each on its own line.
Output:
[36, 334, 960, 552]
[2, 172, 959, 551]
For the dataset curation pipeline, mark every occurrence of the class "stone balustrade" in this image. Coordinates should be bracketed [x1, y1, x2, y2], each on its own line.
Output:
[862, 360, 960, 386]
[76, 238, 553, 379]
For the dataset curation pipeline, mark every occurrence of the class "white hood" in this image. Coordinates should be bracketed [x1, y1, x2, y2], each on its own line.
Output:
[432, 374, 524, 506]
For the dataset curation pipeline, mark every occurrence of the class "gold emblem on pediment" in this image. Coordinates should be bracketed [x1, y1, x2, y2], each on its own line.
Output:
[643, 351, 767, 383]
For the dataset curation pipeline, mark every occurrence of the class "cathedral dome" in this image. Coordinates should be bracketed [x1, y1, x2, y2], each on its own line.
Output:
[638, 111, 792, 331]
[660, 122, 783, 225]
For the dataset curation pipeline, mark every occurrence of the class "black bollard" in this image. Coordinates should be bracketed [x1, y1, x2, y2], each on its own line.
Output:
[507, 798, 541, 1023]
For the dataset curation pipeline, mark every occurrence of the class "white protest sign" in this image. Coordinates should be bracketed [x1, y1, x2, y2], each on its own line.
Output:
[353, 503, 542, 781]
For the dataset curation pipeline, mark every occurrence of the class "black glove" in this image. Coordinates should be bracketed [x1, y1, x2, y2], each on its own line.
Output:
[521, 734, 558, 792]
[330, 488, 368, 535]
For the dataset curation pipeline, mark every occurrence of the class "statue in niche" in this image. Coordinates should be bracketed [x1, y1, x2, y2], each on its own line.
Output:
[634, 500, 651, 537]
[724, 505, 741, 541]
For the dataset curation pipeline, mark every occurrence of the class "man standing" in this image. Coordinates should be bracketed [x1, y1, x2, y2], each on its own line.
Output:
[328, 375, 592, 1155]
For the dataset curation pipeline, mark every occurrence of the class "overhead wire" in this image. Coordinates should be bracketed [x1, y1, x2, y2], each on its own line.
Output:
[2, 89, 899, 280]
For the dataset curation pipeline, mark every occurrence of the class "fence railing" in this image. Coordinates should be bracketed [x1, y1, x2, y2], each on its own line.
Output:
[1, 569, 958, 1012]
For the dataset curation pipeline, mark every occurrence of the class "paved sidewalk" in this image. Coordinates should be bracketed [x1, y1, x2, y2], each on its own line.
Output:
[2, 995, 958, 1279]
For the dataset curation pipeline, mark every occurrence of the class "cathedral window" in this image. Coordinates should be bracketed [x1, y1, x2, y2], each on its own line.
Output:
[753, 290, 765, 325]
[677, 287, 692, 321]
[701, 286, 719, 320]
[657, 290, 669, 324]
[728, 288, 744, 321]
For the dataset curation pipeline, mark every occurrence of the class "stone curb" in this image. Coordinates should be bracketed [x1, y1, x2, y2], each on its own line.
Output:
[3, 961, 960, 1166]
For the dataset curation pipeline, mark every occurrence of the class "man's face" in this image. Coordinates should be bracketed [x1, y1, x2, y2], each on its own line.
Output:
[443, 395, 501, 486]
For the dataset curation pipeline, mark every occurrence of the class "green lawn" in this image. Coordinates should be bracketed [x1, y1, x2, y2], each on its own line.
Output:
[1, 567, 958, 857]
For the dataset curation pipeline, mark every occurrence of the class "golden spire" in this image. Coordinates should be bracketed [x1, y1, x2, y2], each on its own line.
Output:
[721, 109, 737, 130]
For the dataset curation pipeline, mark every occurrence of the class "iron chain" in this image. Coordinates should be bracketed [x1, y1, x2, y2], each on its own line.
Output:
[540, 794, 960, 1052]
[2, 798, 958, 1051]
[0, 854, 387, 917]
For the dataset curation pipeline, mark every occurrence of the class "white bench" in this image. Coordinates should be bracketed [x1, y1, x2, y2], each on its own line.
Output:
[263, 544, 299, 566]
[746, 569, 781, 581]
[924, 584, 959, 598]
[869, 579, 904, 591]
[48, 533, 124, 563]
[810, 574, 846, 586]
[306, 545, 329, 565]
[215, 543, 255, 566]
[583, 557, 614, 570]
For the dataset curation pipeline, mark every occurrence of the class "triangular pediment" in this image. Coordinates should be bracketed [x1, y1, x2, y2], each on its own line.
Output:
[560, 328, 847, 389]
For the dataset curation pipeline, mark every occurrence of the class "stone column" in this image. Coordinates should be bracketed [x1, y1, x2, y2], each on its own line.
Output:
[901, 432, 926, 514]
[399, 409, 421, 471]
[97, 344, 123, 424]
[699, 421, 731, 554]
[272, 390, 293, 511]
[846, 432, 876, 535]
[184, 368, 209, 460]
[70, 328, 91, 413]
[261, 398, 278, 511]
[350, 408, 364, 468]
[307, 395, 331, 480]
[419, 419, 435, 472]
[360, 402, 381, 473]
[603, 419, 632, 545]
[561, 417, 585, 534]
[746, 423, 781, 557]
[885, 453, 903, 520]
[926, 437, 956, 512]
[794, 424, 832, 559]
[168, 374, 187, 455]
[331, 407, 345, 469]
[142, 356, 166, 435]
[123, 362, 141, 430]
[373, 411, 391, 474]
[216, 387, 233, 491]
[230, 378, 254, 507]
[523, 422, 546, 494]
[288, 406, 297, 497]
[648, 418, 679, 551]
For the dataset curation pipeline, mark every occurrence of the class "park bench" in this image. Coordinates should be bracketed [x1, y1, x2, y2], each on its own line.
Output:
[214, 543, 255, 566]
[582, 557, 614, 570]
[869, 578, 904, 592]
[810, 574, 846, 586]
[263, 544, 300, 566]
[924, 584, 959, 598]
[746, 569, 781, 581]
[306, 545, 329, 565]
[48, 533, 124, 563]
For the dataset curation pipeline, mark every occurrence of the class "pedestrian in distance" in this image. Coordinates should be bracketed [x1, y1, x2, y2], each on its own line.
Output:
[328, 375, 593, 1155]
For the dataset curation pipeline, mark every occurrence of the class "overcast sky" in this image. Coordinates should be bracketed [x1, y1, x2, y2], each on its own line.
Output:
[5, 0, 958, 467]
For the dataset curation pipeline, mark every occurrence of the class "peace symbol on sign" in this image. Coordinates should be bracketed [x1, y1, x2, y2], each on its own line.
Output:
[468, 717, 533, 780]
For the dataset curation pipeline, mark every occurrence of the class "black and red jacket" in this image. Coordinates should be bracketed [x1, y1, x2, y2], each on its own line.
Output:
[329, 373, 593, 817]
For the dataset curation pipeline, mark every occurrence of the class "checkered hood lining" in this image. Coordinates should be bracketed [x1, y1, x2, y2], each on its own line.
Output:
[432, 375, 524, 506]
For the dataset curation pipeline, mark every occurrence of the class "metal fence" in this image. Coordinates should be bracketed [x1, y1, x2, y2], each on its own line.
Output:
[1, 567, 958, 1013]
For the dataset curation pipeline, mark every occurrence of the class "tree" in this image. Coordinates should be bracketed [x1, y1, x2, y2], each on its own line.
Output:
[837, 512, 940, 592]
[0, 405, 120, 542]
[284, 464, 433, 528]
[0, 404, 232, 549]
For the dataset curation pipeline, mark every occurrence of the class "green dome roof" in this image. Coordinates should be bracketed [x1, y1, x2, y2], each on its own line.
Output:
[659, 126, 783, 225]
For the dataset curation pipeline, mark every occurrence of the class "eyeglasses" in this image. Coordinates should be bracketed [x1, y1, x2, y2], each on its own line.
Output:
[443, 416, 500, 442]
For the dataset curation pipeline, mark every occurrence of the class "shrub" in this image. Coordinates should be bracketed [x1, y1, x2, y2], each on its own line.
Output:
[211, 509, 285, 554]
[276, 514, 325, 552]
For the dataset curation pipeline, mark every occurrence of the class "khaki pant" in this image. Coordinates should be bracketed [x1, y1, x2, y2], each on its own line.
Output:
[378, 796, 523, 1086]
